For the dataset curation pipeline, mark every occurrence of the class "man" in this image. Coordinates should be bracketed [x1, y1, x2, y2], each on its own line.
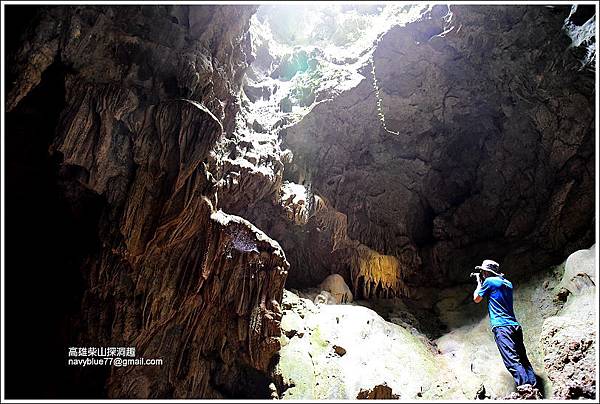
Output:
[473, 259, 538, 391]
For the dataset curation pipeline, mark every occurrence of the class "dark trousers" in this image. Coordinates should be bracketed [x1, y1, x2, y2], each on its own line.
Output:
[492, 325, 537, 387]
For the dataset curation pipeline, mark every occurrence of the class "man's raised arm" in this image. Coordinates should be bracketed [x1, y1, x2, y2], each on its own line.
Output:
[473, 273, 483, 303]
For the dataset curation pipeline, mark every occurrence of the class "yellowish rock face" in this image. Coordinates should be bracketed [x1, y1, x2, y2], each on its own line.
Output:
[350, 245, 403, 299]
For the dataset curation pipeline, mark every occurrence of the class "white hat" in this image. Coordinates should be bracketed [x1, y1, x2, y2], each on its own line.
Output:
[475, 259, 504, 277]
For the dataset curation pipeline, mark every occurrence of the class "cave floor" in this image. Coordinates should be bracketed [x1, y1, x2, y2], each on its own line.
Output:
[276, 261, 574, 400]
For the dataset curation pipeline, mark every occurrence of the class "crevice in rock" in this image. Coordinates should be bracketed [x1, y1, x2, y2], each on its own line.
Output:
[568, 5, 595, 26]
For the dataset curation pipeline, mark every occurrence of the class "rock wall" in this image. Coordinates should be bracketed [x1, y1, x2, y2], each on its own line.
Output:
[540, 244, 596, 399]
[278, 5, 595, 297]
[6, 5, 289, 398]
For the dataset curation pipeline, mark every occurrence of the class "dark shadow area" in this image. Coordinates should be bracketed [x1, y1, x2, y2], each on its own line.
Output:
[569, 5, 595, 26]
[213, 363, 272, 399]
[4, 49, 108, 398]
[535, 373, 546, 398]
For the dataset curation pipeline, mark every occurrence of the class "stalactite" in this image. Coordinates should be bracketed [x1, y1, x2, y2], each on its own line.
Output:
[350, 245, 404, 299]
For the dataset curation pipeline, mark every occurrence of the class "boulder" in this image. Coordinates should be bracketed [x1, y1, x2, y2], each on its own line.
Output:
[502, 384, 543, 400]
[558, 244, 596, 295]
[274, 290, 459, 399]
[540, 246, 596, 399]
[319, 274, 353, 304]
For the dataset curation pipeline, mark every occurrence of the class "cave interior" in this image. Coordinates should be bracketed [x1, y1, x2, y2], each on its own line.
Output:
[3, 3, 597, 401]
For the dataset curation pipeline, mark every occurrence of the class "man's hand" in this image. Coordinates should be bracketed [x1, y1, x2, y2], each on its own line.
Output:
[473, 274, 483, 303]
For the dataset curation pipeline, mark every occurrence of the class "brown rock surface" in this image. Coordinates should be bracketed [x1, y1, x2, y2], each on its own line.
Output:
[356, 383, 400, 399]
[319, 274, 353, 304]
[6, 4, 289, 398]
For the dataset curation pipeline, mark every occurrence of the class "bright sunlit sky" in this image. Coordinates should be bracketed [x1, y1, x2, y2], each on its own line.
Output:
[241, 4, 438, 132]
[254, 3, 433, 59]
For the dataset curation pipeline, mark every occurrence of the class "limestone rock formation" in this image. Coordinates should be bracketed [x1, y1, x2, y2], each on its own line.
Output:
[102, 201, 288, 398]
[275, 246, 596, 400]
[557, 243, 596, 295]
[190, 5, 595, 305]
[6, 4, 290, 398]
[313, 290, 337, 306]
[278, 5, 595, 297]
[319, 274, 353, 304]
[540, 245, 596, 399]
[502, 384, 543, 400]
[273, 290, 459, 400]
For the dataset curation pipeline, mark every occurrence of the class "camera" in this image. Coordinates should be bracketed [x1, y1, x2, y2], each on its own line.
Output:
[470, 266, 483, 278]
